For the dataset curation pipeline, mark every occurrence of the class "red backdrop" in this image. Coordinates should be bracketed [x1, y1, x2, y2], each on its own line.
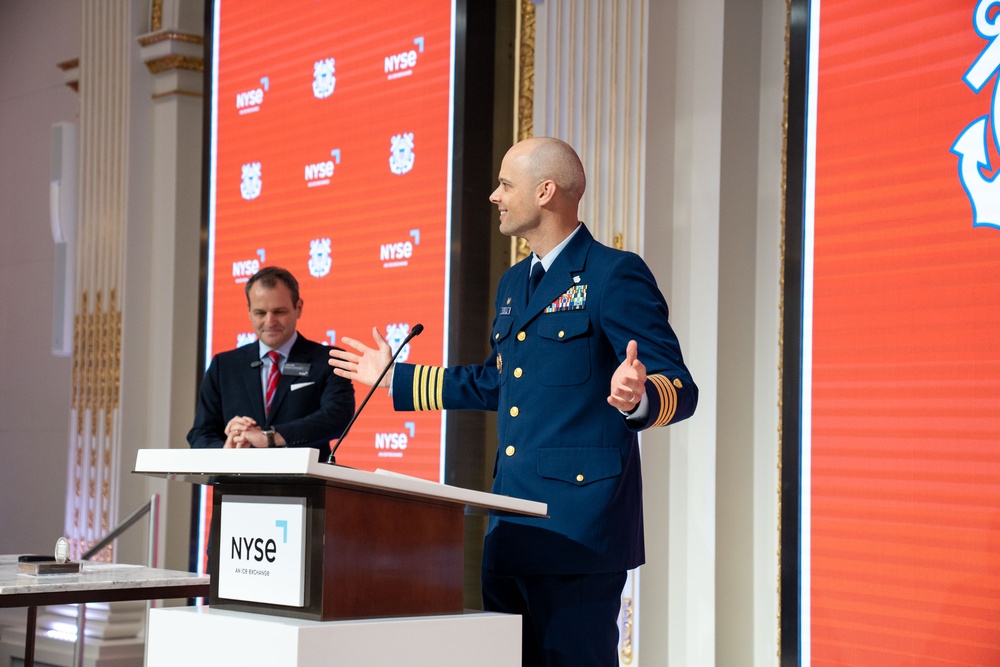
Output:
[206, 0, 454, 479]
[809, 1, 1000, 664]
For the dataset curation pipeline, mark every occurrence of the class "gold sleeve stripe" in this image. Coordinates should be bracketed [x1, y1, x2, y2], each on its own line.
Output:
[435, 365, 444, 410]
[648, 374, 678, 427]
[412, 365, 445, 411]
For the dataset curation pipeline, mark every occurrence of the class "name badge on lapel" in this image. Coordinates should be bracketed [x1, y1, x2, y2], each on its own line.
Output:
[282, 362, 311, 377]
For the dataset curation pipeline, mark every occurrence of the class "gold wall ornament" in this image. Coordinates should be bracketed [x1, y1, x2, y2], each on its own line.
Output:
[151, 0, 163, 32]
[777, 0, 792, 658]
[137, 31, 204, 47]
[152, 88, 203, 100]
[515, 237, 531, 264]
[73, 290, 123, 435]
[145, 54, 204, 74]
[613, 232, 624, 250]
[516, 0, 536, 142]
[511, 0, 537, 264]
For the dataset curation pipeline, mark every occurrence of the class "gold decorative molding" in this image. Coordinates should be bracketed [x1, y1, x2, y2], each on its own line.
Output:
[145, 54, 205, 74]
[73, 290, 122, 437]
[516, 0, 536, 142]
[151, 0, 163, 32]
[152, 88, 203, 100]
[138, 30, 204, 47]
[512, 0, 536, 265]
[777, 0, 792, 658]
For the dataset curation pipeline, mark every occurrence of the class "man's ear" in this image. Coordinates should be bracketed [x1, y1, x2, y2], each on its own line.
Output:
[296, 299, 304, 315]
[536, 179, 557, 206]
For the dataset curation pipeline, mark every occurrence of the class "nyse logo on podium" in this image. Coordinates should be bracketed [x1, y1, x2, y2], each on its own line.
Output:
[218, 495, 307, 607]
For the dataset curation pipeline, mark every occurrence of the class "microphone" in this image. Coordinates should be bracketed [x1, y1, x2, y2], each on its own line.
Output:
[250, 359, 263, 368]
[326, 323, 424, 465]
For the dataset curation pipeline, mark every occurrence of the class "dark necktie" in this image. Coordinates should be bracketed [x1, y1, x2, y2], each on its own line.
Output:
[527, 261, 545, 301]
[264, 350, 281, 416]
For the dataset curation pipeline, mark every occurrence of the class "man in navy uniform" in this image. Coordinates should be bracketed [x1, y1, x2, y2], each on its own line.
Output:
[188, 266, 354, 459]
[329, 137, 697, 666]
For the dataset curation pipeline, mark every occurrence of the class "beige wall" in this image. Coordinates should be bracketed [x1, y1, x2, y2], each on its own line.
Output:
[0, 0, 81, 554]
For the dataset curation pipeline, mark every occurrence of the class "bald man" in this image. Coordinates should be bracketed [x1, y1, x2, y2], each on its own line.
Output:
[330, 137, 697, 667]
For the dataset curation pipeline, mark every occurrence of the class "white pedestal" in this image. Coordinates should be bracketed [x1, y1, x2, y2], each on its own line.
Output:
[146, 606, 521, 667]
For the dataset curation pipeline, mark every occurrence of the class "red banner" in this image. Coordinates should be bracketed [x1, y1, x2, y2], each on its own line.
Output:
[809, 1, 1000, 663]
[207, 0, 455, 479]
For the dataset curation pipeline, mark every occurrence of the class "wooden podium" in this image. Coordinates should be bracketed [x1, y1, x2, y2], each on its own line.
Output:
[134, 449, 547, 622]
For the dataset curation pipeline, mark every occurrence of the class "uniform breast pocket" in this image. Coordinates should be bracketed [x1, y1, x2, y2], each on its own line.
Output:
[537, 312, 591, 386]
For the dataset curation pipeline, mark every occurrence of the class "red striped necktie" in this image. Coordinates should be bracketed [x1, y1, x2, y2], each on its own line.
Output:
[264, 350, 281, 416]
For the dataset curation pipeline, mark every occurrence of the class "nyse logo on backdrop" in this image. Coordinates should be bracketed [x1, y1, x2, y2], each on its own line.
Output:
[384, 36, 424, 81]
[381, 229, 420, 268]
[240, 162, 262, 200]
[312, 57, 336, 99]
[953, 2, 1000, 229]
[308, 238, 332, 278]
[384, 49, 417, 80]
[233, 258, 260, 283]
[384, 323, 415, 363]
[380, 240, 412, 267]
[237, 331, 258, 347]
[375, 421, 416, 458]
[236, 87, 264, 114]
[304, 160, 334, 187]
[389, 133, 415, 175]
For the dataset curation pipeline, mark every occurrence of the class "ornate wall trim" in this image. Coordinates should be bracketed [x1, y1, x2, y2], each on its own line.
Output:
[777, 0, 792, 658]
[144, 53, 204, 74]
[139, 27, 205, 97]
[67, 0, 132, 562]
[512, 0, 537, 264]
[138, 30, 203, 47]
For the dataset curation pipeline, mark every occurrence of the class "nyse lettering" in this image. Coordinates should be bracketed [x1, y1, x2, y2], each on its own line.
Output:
[304, 161, 335, 181]
[384, 50, 418, 74]
[380, 241, 413, 260]
[375, 432, 408, 450]
[233, 259, 260, 277]
[236, 89, 264, 108]
[231, 536, 277, 563]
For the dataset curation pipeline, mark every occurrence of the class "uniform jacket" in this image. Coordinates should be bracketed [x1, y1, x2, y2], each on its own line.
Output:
[393, 225, 697, 575]
[187, 334, 355, 461]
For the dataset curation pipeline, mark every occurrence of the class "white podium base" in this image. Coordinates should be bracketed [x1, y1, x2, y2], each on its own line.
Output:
[147, 606, 521, 667]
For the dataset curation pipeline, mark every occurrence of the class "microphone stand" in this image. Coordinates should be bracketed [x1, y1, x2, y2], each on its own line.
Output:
[326, 324, 423, 465]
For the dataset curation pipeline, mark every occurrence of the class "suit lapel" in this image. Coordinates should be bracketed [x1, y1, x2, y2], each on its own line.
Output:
[241, 345, 267, 424]
[519, 225, 594, 326]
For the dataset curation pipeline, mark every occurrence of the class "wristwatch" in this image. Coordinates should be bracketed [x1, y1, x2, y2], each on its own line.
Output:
[262, 428, 277, 448]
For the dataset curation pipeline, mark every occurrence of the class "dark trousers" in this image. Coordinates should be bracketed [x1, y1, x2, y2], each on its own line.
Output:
[481, 569, 627, 667]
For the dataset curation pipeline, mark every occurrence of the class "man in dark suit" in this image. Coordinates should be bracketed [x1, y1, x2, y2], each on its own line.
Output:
[187, 266, 354, 460]
[328, 138, 697, 666]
